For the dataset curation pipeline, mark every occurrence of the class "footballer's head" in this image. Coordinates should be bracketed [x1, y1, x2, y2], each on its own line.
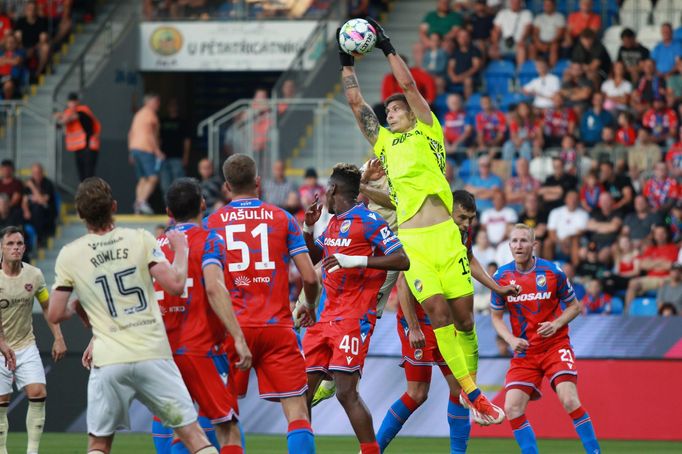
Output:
[76, 177, 116, 231]
[0, 226, 25, 263]
[165, 177, 204, 222]
[327, 163, 361, 214]
[509, 223, 536, 264]
[384, 93, 415, 133]
[223, 154, 259, 196]
[452, 189, 477, 232]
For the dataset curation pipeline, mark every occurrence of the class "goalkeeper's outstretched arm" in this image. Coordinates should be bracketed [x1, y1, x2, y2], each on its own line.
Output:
[342, 66, 380, 146]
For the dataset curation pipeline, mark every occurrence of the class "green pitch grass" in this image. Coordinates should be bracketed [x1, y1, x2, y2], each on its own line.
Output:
[7, 433, 682, 453]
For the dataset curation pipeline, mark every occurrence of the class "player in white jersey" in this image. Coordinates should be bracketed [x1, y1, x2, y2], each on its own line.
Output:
[47, 177, 218, 454]
[0, 226, 66, 454]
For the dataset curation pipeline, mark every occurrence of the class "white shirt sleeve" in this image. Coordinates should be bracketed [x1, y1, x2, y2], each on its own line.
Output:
[505, 208, 518, 224]
[547, 208, 559, 231]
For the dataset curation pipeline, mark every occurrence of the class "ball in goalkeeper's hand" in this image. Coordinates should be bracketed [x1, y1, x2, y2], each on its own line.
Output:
[338, 18, 376, 55]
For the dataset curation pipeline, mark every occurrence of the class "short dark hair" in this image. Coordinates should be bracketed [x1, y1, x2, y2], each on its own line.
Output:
[384, 93, 410, 110]
[659, 302, 678, 315]
[223, 154, 256, 193]
[0, 226, 24, 242]
[330, 163, 361, 199]
[453, 190, 476, 212]
[621, 28, 635, 39]
[75, 177, 114, 230]
[580, 28, 596, 40]
[165, 178, 203, 222]
[304, 167, 318, 179]
[0, 159, 14, 169]
[67, 92, 79, 101]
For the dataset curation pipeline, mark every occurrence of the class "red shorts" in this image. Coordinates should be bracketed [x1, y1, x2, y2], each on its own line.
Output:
[397, 317, 451, 382]
[238, 326, 308, 401]
[173, 354, 238, 423]
[505, 343, 578, 401]
[303, 317, 375, 376]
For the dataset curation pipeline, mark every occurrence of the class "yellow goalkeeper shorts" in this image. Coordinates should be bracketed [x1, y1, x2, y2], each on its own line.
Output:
[399, 219, 474, 303]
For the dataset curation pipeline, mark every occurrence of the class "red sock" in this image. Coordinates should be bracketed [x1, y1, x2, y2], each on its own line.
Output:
[360, 441, 380, 454]
[449, 394, 464, 406]
[509, 415, 529, 430]
[400, 393, 420, 412]
[569, 406, 585, 420]
[220, 446, 243, 454]
[288, 419, 313, 433]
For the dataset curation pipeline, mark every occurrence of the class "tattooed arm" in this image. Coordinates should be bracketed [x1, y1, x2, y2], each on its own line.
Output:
[342, 66, 380, 146]
[386, 54, 432, 125]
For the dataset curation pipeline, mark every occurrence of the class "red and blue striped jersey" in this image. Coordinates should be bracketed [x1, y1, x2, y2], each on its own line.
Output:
[314, 203, 402, 323]
[203, 198, 308, 328]
[491, 257, 576, 357]
[155, 223, 226, 357]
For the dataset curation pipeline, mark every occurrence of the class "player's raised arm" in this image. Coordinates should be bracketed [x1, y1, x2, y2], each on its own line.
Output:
[341, 65, 380, 146]
[367, 18, 432, 126]
[360, 159, 394, 209]
[149, 229, 188, 296]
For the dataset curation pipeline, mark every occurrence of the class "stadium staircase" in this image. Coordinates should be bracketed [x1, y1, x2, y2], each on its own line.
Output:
[288, 0, 429, 175]
[7, 0, 137, 178]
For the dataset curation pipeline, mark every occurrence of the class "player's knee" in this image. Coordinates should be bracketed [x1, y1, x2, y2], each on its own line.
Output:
[558, 393, 581, 413]
[504, 399, 526, 420]
[454, 317, 474, 332]
[335, 386, 359, 407]
[407, 388, 428, 406]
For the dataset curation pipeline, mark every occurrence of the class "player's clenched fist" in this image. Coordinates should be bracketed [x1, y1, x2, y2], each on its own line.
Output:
[508, 337, 529, 354]
[497, 283, 521, 298]
[233, 337, 253, 370]
[408, 327, 426, 349]
[165, 229, 188, 252]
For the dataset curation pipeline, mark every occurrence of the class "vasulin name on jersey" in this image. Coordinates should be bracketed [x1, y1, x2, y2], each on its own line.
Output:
[219, 208, 274, 223]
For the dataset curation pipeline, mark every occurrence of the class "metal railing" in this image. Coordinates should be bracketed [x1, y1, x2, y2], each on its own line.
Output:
[198, 98, 366, 179]
[0, 101, 57, 176]
[52, 0, 137, 107]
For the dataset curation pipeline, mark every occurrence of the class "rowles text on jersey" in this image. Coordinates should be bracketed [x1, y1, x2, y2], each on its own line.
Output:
[507, 292, 552, 303]
[219, 208, 274, 222]
[90, 248, 130, 267]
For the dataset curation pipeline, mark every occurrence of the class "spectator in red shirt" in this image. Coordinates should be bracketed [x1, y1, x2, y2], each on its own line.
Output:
[502, 101, 543, 161]
[475, 94, 507, 153]
[615, 111, 636, 146]
[581, 280, 612, 315]
[626, 225, 680, 307]
[632, 59, 666, 116]
[643, 162, 680, 213]
[381, 54, 436, 104]
[666, 137, 682, 178]
[0, 9, 11, 37]
[543, 93, 577, 147]
[443, 93, 473, 161]
[0, 159, 25, 219]
[564, 0, 600, 48]
[641, 96, 678, 147]
[0, 35, 26, 81]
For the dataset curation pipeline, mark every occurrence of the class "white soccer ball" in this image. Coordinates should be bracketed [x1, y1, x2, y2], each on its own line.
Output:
[338, 18, 377, 55]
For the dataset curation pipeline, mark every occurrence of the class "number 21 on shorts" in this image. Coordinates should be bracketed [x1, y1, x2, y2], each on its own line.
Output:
[559, 348, 575, 369]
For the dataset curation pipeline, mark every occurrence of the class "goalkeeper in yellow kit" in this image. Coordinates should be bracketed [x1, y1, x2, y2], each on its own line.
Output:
[339, 18, 508, 424]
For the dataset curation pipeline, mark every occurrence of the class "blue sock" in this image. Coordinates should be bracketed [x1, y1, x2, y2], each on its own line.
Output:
[198, 416, 219, 450]
[239, 420, 246, 452]
[376, 393, 420, 452]
[169, 439, 190, 454]
[447, 395, 470, 454]
[510, 415, 539, 454]
[287, 419, 315, 454]
[151, 417, 173, 454]
[570, 407, 601, 453]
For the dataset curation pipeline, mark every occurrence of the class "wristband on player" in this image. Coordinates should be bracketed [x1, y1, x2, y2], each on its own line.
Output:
[333, 253, 368, 269]
[366, 17, 395, 56]
[302, 223, 315, 234]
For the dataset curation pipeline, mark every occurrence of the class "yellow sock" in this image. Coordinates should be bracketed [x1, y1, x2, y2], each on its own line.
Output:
[26, 399, 45, 454]
[456, 327, 479, 380]
[433, 324, 477, 394]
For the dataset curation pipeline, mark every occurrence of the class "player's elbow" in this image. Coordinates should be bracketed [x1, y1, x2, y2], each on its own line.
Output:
[394, 251, 410, 271]
[46, 305, 66, 324]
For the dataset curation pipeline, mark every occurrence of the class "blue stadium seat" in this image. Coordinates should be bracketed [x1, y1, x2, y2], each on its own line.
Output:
[551, 59, 570, 79]
[518, 60, 539, 86]
[499, 92, 531, 112]
[483, 60, 515, 97]
[593, 0, 620, 28]
[629, 297, 658, 316]
[610, 297, 624, 315]
[465, 93, 483, 115]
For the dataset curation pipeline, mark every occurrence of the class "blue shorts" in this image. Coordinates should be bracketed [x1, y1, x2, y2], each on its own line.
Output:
[132, 149, 159, 179]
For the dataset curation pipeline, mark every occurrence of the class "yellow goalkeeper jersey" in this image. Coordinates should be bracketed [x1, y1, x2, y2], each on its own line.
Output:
[373, 111, 452, 226]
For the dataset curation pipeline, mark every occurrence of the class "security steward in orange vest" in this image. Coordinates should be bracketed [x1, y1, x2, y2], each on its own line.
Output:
[55, 92, 101, 181]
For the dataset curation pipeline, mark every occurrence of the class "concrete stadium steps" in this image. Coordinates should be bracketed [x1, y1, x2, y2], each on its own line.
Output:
[34, 215, 165, 290]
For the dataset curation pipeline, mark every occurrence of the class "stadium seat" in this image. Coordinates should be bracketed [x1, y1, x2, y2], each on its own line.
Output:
[518, 60, 539, 87]
[483, 60, 515, 97]
[653, 0, 682, 28]
[593, 0, 620, 28]
[637, 26, 662, 52]
[551, 59, 570, 79]
[602, 25, 624, 62]
[619, 0, 654, 30]
[465, 93, 483, 115]
[499, 92, 531, 112]
[629, 297, 658, 316]
[610, 297, 624, 315]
